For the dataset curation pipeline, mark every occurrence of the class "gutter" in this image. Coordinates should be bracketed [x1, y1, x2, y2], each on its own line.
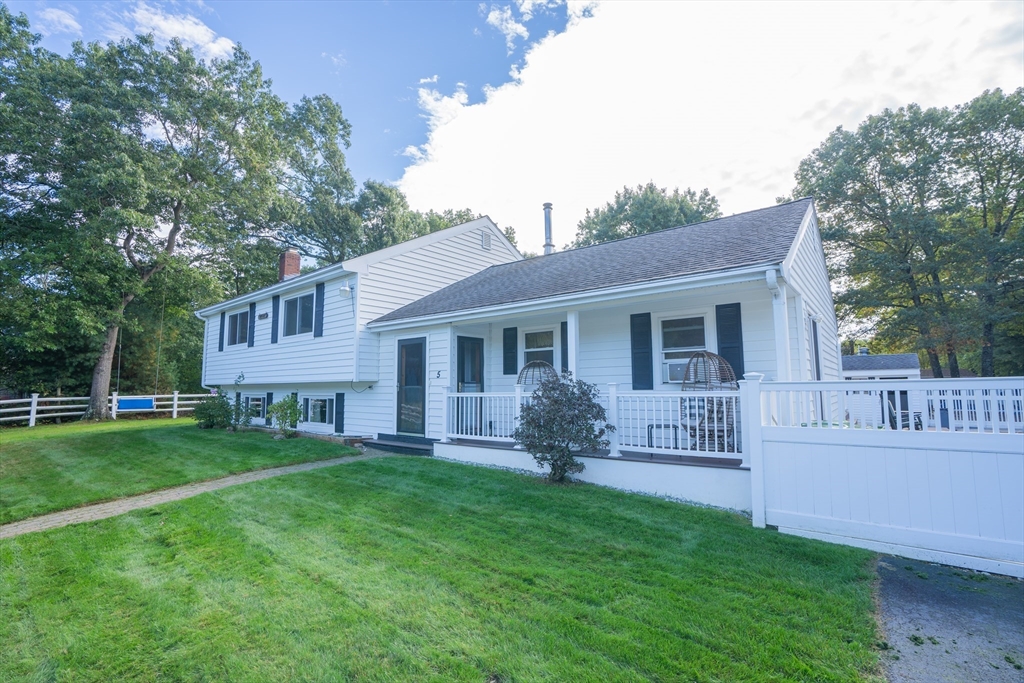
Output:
[367, 262, 781, 331]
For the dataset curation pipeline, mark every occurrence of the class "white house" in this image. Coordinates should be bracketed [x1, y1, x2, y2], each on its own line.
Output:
[196, 216, 522, 435]
[199, 197, 839, 486]
[195, 199, 1024, 577]
[842, 351, 922, 380]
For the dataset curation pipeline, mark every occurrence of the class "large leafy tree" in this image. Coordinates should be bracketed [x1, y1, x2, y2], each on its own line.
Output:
[1, 10, 300, 416]
[947, 89, 1024, 376]
[795, 89, 1023, 377]
[571, 182, 721, 248]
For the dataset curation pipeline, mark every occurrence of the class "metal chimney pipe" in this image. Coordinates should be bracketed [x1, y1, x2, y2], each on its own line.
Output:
[543, 202, 554, 255]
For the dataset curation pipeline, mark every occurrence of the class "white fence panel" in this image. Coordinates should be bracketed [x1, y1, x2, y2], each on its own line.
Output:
[751, 376, 1024, 577]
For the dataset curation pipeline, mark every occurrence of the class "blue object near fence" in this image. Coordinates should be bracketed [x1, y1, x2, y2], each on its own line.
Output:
[118, 397, 155, 411]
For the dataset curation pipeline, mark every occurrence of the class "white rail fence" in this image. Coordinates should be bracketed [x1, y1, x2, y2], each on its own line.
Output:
[742, 374, 1024, 577]
[760, 379, 1023, 434]
[1, 392, 209, 427]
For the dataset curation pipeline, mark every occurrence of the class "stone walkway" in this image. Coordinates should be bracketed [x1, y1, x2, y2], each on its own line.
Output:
[0, 450, 391, 540]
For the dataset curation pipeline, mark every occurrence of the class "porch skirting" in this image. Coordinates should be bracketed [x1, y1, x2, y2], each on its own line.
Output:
[433, 442, 752, 513]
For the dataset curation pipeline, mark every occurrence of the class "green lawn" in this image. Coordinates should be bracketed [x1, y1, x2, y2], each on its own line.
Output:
[0, 419, 357, 523]
[0, 456, 882, 682]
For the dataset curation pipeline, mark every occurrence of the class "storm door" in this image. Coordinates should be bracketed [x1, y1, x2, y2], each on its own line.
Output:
[456, 337, 485, 435]
[397, 338, 426, 435]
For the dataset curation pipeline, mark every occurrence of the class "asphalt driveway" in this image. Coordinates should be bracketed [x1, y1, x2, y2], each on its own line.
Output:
[876, 555, 1024, 682]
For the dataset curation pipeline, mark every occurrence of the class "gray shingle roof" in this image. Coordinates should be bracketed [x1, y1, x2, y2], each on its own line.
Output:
[842, 354, 921, 371]
[373, 198, 813, 324]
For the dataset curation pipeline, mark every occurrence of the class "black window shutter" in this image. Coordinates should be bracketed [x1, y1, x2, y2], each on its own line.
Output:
[560, 321, 569, 374]
[503, 327, 518, 375]
[290, 391, 298, 428]
[218, 312, 226, 352]
[265, 392, 273, 426]
[271, 295, 280, 344]
[248, 302, 256, 347]
[715, 303, 745, 379]
[334, 393, 345, 433]
[313, 283, 325, 337]
[630, 313, 653, 390]
[272, 294, 280, 344]
[234, 391, 241, 423]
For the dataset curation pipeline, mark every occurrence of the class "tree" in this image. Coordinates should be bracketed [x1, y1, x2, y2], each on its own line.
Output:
[1, 18, 300, 417]
[794, 90, 1024, 376]
[571, 182, 721, 248]
[947, 89, 1024, 377]
[512, 373, 613, 483]
[275, 95, 361, 265]
[794, 103, 965, 377]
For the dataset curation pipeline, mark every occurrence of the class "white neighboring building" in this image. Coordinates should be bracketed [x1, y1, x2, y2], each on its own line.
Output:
[842, 352, 922, 380]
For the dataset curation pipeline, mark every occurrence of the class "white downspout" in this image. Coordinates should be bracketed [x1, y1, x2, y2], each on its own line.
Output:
[766, 269, 792, 381]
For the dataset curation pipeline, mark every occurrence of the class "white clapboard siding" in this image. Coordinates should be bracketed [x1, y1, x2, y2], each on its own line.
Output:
[202, 220, 519, 390]
[203, 273, 357, 386]
[782, 210, 841, 381]
[357, 224, 518, 381]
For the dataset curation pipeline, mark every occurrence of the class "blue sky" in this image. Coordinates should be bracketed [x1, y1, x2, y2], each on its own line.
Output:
[8, 1, 1023, 252]
[8, 0, 576, 188]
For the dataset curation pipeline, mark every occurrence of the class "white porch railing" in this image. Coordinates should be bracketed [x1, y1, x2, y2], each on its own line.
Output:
[759, 378, 1024, 434]
[614, 391, 741, 456]
[443, 385, 743, 460]
[0, 392, 208, 427]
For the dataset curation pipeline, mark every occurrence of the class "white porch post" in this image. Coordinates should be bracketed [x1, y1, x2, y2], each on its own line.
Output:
[766, 269, 791, 381]
[172, 390, 179, 419]
[441, 387, 450, 442]
[607, 383, 620, 457]
[794, 294, 807, 380]
[110, 392, 118, 420]
[741, 372, 766, 528]
[28, 393, 39, 427]
[514, 384, 524, 448]
[566, 310, 579, 377]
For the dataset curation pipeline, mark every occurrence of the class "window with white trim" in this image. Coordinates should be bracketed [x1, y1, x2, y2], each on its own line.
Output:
[301, 396, 334, 424]
[243, 395, 264, 419]
[226, 310, 249, 346]
[283, 293, 314, 337]
[524, 330, 554, 366]
[661, 316, 706, 382]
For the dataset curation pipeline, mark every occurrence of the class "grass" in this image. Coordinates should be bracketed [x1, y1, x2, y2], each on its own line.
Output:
[0, 456, 882, 681]
[0, 418, 358, 523]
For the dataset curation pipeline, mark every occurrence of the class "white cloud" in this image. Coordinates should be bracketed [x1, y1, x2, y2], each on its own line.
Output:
[37, 7, 81, 36]
[485, 4, 529, 54]
[399, 1, 1023, 253]
[419, 74, 439, 84]
[108, 2, 234, 60]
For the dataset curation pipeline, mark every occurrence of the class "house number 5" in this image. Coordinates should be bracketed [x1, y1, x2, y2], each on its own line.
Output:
[436, 371, 442, 378]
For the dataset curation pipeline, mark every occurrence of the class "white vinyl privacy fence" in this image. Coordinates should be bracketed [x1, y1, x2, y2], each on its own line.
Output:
[1, 392, 208, 427]
[741, 375, 1024, 577]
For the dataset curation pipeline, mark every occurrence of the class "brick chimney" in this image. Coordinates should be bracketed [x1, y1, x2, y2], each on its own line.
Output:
[279, 249, 300, 281]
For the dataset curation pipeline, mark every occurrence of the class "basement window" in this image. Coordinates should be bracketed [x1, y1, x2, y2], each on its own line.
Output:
[227, 310, 249, 346]
[243, 395, 264, 419]
[301, 396, 334, 424]
[283, 293, 314, 337]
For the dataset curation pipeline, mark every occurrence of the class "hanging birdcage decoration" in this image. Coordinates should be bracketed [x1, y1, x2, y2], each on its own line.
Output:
[679, 351, 739, 392]
[517, 360, 558, 386]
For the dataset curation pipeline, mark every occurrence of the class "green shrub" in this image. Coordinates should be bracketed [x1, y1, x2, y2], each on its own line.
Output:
[266, 395, 302, 437]
[193, 391, 232, 429]
[513, 372, 613, 483]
